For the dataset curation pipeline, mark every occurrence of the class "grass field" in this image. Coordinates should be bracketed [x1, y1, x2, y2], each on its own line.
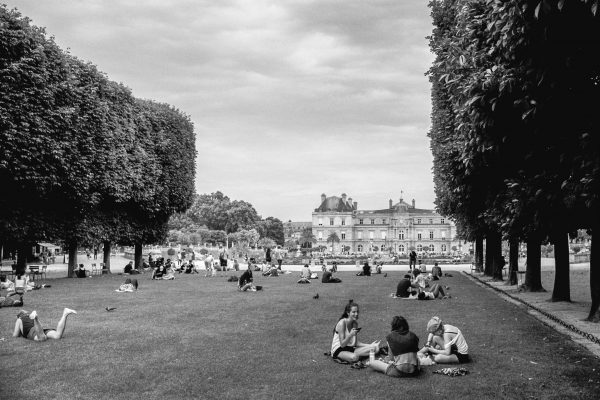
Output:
[2, 269, 600, 400]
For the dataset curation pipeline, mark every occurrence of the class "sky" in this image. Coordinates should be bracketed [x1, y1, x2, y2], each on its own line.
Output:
[7, 0, 436, 222]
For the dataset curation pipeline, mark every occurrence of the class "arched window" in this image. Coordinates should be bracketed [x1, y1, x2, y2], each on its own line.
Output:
[416, 244, 423, 252]
[357, 244, 363, 252]
[429, 244, 435, 252]
[398, 244, 405, 253]
[441, 244, 447, 252]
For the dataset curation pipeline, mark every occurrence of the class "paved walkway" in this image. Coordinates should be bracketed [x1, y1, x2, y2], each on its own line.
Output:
[467, 270, 600, 359]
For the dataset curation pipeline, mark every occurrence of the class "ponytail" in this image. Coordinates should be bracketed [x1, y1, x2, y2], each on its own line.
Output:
[333, 299, 359, 334]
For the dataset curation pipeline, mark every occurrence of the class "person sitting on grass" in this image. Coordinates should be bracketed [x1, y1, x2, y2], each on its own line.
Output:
[238, 264, 255, 291]
[263, 263, 279, 277]
[76, 264, 88, 278]
[369, 316, 420, 377]
[412, 269, 430, 289]
[116, 278, 138, 292]
[356, 261, 371, 276]
[331, 300, 380, 363]
[393, 274, 420, 298]
[298, 264, 312, 284]
[13, 308, 77, 341]
[124, 261, 140, 275]
[321, 267, 342, 283]
[431, 262, 442, 280]
[417, 316, 470, 364]
[152, 263, 166, 280]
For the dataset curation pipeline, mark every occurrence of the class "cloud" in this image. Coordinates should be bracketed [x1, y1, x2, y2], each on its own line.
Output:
[8, 0, 437, 221]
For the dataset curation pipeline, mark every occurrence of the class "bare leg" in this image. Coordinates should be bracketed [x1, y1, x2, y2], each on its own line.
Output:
[368, 359, 390, 373]
[12, 318, 23, 337]
[45, 308, 76, 340]
[430, 284, 446, 298]
[336, 350, 360, 363]
[29, 311, 48, 341]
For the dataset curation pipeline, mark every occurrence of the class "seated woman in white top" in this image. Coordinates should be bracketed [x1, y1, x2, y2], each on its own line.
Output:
[417, 316, 470, 363]
[330, 300, 380, 363]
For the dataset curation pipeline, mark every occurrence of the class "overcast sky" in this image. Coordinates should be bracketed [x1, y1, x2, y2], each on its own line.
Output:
[8, 0, 436, 222]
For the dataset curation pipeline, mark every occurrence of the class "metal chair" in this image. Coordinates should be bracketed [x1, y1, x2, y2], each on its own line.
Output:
[99, 262, 110, 275]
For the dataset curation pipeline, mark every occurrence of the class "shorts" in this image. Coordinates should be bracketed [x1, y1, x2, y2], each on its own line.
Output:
[386, 363, 419, 378]
[332, 346, 355, 359]
[450, 345, 470, 363]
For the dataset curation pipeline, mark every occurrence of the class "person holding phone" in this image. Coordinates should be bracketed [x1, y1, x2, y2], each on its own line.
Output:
[330, 300, 380, 363]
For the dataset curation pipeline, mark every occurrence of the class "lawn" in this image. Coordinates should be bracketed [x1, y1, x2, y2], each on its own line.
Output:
[1, 269, 600, 400]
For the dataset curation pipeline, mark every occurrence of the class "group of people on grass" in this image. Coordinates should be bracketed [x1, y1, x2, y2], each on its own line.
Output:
[392, 263, 448, 300]
[331, 300, 469, 378]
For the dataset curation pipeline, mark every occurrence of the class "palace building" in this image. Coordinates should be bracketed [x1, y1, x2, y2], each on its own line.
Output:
[311, 193, 458, 255]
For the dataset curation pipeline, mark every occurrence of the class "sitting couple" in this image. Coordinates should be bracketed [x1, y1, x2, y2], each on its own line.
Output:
[330, 304, 469, 378]
[393, 274, 449, 300]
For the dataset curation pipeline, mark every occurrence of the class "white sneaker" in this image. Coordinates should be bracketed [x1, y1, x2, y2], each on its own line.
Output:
[29, 310, 37, 320]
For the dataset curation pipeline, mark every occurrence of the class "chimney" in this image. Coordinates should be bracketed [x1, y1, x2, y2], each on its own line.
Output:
[341, 193, 347, 203]
[412, 199, 415, 208]
[353, 201, 358, 209]
[389, 199, 393, 209]
[321, 193, 326, 203]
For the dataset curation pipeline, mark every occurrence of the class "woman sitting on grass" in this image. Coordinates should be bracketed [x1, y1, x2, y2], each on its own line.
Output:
[13, 308, 77, 341]
[116, 278, 138, 292]
[331, 300, 380, 363]
[238, 264, 255, 291]
[369, 316, 420, 377]
[418, 316, 470, 363]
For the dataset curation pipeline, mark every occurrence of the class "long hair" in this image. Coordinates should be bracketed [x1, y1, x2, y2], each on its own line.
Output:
[391, 316, 409, 333]
[333, 299, 359, 334]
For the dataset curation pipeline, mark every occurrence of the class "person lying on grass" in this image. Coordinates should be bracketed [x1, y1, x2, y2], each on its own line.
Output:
[13, 308, 76, 341]
[368, 316, 420, 377]
[391, 285, 449, 300]
[417, 316, 470, 364]
[331, 300, 380, 363]
[116, 278, 138, 292]
[0, 294, 23, 307]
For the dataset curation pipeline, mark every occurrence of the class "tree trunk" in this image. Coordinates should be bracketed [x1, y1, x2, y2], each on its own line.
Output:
[475, 236, 484, 272]
[484, 235, 493, 276]
[489, 231, 504, 280]
[134, 241, 143, 270]
[551, 230, 571, 302]
[507, 238, 519, 285]
[586, 221, 599, 321]
[103, 241, 111, 273]
[16, 242, 28, 276]
[68, 240, 78, 277]
[523, 236, 545, 292]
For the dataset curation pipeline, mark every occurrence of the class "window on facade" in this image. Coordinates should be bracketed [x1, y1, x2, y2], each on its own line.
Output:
[399, 231, 405, 240]
[429, 244, 435, 252]
[430, 231, 434, 239]
[318, 231, 323, 240]
[417, 232, 422, 240]
[417, 244, 423, 252]
[441, 231, 446, 239]
[358, 231, 363, 239]
[381, 231, 386, 239]
[341, 219, 345, 226]
[341, 232, 346, 240]
[398, 244, 405, 252]
[441, 218, 445, 224]
[318, 217, 323, 226]
[417, 218, 421, 224]
[359, 219, 363, 225]
[382, 219, 387, 224]
[330, 218, 334, 226]
[381, 245, 386, 251]
[371, 219, 375, 224]
[357, 244, 363, 252]
[429, 219, 433, 224]
[369, 231, 374, 239]
[441, 244, 447, 252]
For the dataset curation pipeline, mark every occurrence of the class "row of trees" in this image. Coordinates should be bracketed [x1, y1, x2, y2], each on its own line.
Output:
[0, 7, 196, 275]
[166, 191, 284, 253]
[428, 1, 599, 320]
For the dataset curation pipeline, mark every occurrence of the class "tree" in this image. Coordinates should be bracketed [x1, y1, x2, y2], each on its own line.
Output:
[326, 232, 340, 254]
[257, 217, 285, 246]
[299, 228, 316, 248]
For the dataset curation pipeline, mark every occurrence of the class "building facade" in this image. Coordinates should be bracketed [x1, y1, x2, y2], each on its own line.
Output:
[311, 193, 458, 255]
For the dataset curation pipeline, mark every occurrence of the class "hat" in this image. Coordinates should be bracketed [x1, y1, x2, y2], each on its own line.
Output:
[426, 316, 443, 333]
